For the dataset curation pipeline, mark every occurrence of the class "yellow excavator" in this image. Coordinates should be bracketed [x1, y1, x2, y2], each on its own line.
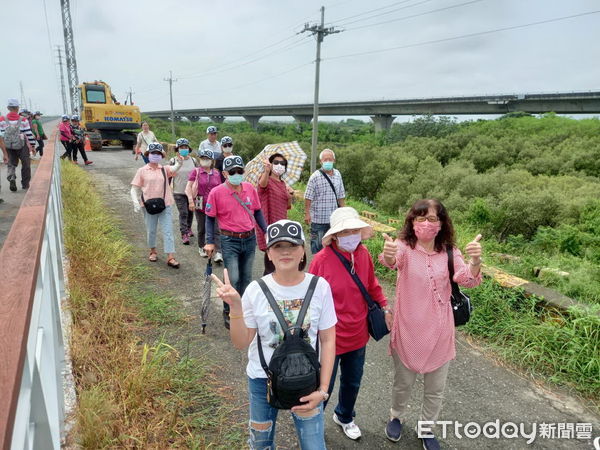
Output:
[78, 80, 141, 150]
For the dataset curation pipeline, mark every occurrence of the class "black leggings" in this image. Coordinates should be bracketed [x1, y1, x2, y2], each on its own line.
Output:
[60, 140, 73, 160]
[37, 139, 44, 156]
[72, 142, 88, 162]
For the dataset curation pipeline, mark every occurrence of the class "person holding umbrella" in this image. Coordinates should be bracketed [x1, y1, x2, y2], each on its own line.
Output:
[256, 153, 295, 275]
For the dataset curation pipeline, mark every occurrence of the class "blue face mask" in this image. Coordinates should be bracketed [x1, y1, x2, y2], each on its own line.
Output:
[179, 149, 190, 157]
[228, 174, 244, 185]
[322, 161, 334, 171]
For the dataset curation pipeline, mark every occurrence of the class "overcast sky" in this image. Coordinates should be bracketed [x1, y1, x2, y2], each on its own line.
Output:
[2, 0, 599, 117]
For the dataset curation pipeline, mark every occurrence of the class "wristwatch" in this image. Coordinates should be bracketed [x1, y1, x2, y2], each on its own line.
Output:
[318, 389, 329, 402]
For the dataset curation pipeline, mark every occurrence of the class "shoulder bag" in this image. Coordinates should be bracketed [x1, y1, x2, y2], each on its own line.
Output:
[331, 246, 390, 341]
[447, 247, 474, 326]
[141, 168, 167, 215]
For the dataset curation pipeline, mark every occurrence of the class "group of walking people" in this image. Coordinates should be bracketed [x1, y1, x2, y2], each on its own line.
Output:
[59, 114, 93, 165]
[130, 122, 484, 449]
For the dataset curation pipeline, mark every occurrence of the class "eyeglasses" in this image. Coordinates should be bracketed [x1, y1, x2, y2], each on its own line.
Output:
[228, 168, 244, 175]
[414, 216, 440, 223]
[272, 160, 286, 166]
[222, 143, 233, 148]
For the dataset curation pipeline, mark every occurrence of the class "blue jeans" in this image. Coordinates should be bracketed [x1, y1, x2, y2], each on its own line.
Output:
[310, 223, 330, 255]
[143, 206, 175, 253]
[248, 377, 326, 450]
[325, 346, 366, 424]
[220, 233, 256, 312]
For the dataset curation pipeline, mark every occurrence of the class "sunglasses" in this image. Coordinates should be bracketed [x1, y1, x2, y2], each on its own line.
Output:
[222, 143, 233, 148]
[272, 160, 286, 166]
[228, 168, 244, 175]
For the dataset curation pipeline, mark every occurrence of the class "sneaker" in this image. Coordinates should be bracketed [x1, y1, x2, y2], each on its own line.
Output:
[214, 252, 223, 263]
[84, 160, 93, 165]
[199, 248, 208, 258]
[182, 234, 190, 245]
[421, 434, 441, 450]
[188, 231, 194, 237]
[22, 184, 29, 190]
[8, 177, 16, 192]
[332, 413, 361, 440]
[385, 418, 403, 442]
[223, 310, 230, 330]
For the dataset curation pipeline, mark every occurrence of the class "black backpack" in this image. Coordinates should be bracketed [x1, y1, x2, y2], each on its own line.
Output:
[256, 275, 321, 410]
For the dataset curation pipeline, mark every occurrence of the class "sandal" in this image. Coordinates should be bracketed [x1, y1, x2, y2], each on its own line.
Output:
[167, 258, 180, 269]
[149, 251, 158, 262]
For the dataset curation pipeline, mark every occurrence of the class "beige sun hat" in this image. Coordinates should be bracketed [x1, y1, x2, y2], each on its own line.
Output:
[322, 207, 374, 247]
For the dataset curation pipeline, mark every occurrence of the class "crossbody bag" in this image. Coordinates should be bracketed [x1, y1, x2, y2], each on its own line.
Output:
[447, 247, 474, 326]
[141, 168, 167, 215]
[330, 246, 390, 341]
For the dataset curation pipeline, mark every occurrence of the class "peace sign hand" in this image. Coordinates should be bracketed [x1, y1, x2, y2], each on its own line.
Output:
[465, 234, 482, 263]
[211, 268, 242, 308]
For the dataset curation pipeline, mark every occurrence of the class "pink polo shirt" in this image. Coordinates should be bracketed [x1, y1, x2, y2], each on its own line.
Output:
[131, 164, 177, 207]
[379, 241, 481, 374]
[205, 181, 261, 233]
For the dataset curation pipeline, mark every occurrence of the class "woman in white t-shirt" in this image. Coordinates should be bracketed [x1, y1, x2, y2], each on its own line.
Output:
[135, 121, 157, 163]
[213, 219, 337, 449]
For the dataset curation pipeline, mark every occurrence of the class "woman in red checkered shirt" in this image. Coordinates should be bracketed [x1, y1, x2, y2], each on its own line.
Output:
[256, 153, 295, 275]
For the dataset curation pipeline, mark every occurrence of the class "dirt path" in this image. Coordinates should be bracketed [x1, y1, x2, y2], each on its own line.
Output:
[86, 148, 599, 449]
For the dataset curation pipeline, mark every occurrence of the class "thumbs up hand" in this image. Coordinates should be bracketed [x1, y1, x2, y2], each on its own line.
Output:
[465, 234, 482, 263]
[382, 233, 398, 266]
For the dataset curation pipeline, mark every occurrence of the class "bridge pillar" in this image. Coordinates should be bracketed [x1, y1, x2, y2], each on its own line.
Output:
[370, 114, 396, 132]
[293, 115, 312, 124]
[243, 115, 262, 130]
[210, 115, 225, 123]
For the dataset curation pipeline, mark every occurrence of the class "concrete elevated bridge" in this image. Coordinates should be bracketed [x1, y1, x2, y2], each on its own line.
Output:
[144, 91, 600, 130]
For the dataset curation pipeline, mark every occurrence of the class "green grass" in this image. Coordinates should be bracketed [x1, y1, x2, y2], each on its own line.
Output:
[463, 280, 600, 404]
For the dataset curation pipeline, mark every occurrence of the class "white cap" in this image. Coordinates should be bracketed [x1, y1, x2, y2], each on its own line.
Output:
[7, 98, 19, 107]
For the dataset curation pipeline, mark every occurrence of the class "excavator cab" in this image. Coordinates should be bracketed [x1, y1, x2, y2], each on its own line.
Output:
[78, 81, 141, 150]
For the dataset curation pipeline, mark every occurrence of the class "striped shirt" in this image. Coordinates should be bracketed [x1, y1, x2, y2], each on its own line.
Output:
[304, 169, 345, 224]
[0, 113, 37, 149]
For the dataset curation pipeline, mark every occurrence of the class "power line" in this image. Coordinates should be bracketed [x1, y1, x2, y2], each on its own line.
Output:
[337, 0, 438, 27]
[179, 36, 312, 80]
[181, 61, 313, 98]
[346, 0, 485, 31]
[325, 10, 600, 61]
[331, 0, 421, 25]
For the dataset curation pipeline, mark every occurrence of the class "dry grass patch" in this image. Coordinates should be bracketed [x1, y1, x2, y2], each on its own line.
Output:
[62, 162, 244, 448]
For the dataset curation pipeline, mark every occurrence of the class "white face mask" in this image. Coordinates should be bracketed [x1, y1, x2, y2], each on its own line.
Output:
[272, 164, 286, 176]
[222, 147, 233, 154]
[200, 159, 212, 168]
[337, 232, 362, 252]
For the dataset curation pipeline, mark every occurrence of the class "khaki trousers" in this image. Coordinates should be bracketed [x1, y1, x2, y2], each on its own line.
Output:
[390, 350, 450, 424]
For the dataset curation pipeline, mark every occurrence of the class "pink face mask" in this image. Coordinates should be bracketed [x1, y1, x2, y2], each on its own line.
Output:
[413, 221, 441, 241]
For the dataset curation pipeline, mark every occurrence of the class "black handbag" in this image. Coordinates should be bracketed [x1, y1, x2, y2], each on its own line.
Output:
[447, 247, 473, 326]
[331, 246, 390, 341]
[142, 168, 167, 215]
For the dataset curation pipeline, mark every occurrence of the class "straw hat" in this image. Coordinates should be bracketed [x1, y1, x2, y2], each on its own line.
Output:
[322, 207, 374, 247]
